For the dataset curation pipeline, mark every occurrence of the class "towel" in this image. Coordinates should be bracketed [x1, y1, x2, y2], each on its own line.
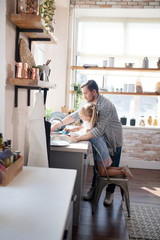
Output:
[28, 92, 48, 167]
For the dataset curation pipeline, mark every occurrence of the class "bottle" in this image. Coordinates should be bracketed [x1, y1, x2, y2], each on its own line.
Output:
[7, 140, 14, 164]
[142, 57, 149, 68]
[0, 133, 5, 152]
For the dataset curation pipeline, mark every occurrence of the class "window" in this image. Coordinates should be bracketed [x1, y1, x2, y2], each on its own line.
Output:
[72, 18, 160, 123]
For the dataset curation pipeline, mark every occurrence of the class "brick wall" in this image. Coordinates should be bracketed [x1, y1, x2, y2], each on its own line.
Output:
[70, 0, 160, 8]
[122, 127, 160, 164]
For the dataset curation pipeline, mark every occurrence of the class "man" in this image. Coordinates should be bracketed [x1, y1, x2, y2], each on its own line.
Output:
[51, 80, 123, 205]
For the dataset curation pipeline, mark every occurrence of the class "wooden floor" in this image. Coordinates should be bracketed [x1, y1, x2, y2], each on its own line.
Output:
[73, 166, 160, 240]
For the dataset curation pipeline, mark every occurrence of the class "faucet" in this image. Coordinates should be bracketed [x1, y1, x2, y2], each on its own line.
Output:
[50, 117, 64, 132]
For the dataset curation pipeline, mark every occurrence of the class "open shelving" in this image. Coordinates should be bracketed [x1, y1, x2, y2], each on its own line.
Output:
[71, 66, 160, 97]
[10, 14, 58, 107]
[11, 14, 57, 44]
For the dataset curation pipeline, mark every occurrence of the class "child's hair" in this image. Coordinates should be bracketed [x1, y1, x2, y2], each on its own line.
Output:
[79, 103, 98, 128]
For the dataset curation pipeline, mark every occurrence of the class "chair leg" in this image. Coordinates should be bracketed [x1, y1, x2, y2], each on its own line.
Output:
[117, 182, 130, 217]
[120, 187, 124, 201]
[124, 189, 130, 217]
[92, 178, 105, 214]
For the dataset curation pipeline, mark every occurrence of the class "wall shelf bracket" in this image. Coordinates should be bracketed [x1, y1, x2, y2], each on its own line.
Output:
[14, 85, 49, 108]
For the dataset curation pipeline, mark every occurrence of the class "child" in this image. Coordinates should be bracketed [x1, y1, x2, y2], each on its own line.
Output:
[67, 103, 133, 179]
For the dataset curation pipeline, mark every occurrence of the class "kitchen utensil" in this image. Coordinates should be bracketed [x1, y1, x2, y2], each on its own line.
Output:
[23, 63, 29, 78]
[16, 62, 23, 78]
[50, 140, 69, 147]
[46, 59, 51, 66]
[19, 38, 36, 68]
[37, 64, 51, 81]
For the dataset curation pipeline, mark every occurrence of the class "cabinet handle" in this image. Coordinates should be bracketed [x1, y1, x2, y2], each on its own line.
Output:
[72, 194, 77, 202]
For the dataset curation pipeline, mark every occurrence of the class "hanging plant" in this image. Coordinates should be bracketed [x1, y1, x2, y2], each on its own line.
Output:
[72, 83, 83, 111]
[40, 0, 56, 33]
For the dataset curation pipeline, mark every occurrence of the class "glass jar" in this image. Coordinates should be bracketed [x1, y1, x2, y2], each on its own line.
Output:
[139, 116, 145, 127]
[153, 116, 158, 127]
[18, 0, 26, 14]
[147, 116, 152, 126]
[25, 0, 39, 15]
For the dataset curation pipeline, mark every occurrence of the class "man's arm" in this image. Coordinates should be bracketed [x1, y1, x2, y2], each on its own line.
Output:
[50, 115, 74, 134]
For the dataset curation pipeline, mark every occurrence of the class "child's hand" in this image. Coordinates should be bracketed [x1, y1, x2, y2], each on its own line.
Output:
[63, 128, 71, 133]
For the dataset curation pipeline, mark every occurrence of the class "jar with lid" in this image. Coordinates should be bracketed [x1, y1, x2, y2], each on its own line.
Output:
[153, 116, 158, 126]
[25, 0, 39, 15]
[139, 116, 145, 127]
[147, 116, 152, 126]
[18, 0, 26, 14]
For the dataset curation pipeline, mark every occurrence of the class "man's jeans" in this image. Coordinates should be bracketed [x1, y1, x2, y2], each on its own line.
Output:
[90, 137, 122, 194]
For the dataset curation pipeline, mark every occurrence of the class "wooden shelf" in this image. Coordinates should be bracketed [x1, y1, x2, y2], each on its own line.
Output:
[70, 90, 160, 96]
[9, 78, 56, 107]
[71, 66, 160, 72]
[9, 78, 56, 89]
[11, 14, 57, 44]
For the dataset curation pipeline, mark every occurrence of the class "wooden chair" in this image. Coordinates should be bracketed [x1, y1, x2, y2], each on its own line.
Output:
[91, 143, 130, 217]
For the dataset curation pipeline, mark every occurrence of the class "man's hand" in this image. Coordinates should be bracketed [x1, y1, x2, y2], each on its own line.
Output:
[68, 135, 79, 143]
[50, 122, 62, 135]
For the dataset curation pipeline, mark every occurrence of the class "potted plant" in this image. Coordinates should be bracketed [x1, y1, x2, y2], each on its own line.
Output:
[72, 83, 83, 110]
[40, 0, 56, 33]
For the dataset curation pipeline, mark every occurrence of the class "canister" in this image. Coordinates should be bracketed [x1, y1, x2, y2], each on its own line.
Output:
[120, 117, 127, 125]
[130, 118, 136, 126]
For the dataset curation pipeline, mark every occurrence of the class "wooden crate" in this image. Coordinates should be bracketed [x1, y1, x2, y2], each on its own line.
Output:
[0, 157, 23, 186]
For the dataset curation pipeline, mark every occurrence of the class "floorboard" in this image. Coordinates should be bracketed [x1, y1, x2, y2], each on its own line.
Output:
[72, 166, 160, 240]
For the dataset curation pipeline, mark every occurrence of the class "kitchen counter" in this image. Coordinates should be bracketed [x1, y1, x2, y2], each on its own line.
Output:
[50, 141, 89, 226]
[0, 167, 77, 240]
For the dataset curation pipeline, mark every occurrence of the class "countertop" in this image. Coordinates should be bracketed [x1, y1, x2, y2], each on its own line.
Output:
[50, 140, 89, 153]
[0, 167, 77, 240]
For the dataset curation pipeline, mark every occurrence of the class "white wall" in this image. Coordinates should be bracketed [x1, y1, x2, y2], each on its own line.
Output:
[0, 0, 6, 135]
[45, 4, 70, 112]
[2, 0, 70, 165]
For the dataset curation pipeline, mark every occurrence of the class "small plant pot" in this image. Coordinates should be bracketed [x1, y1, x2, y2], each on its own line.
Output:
[74, 86, 78, 91]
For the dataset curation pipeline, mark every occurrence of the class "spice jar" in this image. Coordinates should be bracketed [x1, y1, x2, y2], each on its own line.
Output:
[153, 117, 158, 126]
[139, 116, 145, 126]
[147, 116, 152, 126]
